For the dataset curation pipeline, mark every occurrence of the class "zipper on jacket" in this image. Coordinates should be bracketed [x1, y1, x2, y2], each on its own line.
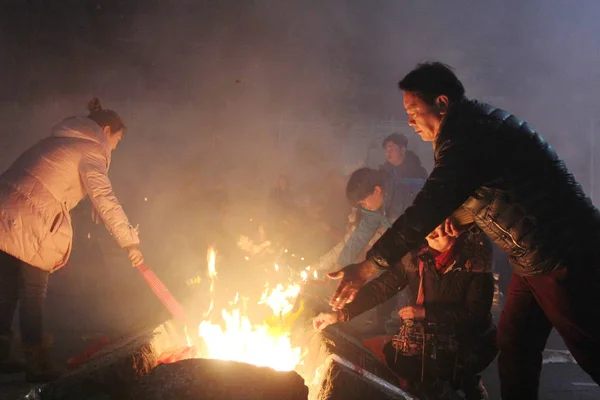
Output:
[489, 218, 526, 252]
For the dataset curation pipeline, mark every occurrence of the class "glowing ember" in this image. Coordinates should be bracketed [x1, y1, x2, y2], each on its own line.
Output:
[186, 276, 202, 286]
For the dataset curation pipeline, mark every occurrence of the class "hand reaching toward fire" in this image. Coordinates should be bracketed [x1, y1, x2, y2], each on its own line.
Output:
[313, 311, 342, 331]
[327, 260, 379, 310]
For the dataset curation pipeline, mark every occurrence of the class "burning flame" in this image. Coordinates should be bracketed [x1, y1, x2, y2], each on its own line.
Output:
[195, 247, 303, 372]
[259, 283, 301, 316]
[198, 307, 302, 371]
[207, 248, 217, 280]
[203, 248, 217, 318]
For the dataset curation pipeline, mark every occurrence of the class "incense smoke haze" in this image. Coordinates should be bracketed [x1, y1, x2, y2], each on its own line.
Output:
[1, 0, 599, 330]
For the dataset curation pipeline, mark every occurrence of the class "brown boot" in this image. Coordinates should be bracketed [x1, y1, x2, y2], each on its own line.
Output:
[22, 344, 62, 383]
[0, 334, 26, 374]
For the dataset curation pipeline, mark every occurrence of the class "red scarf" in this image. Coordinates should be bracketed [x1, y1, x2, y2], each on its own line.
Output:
[416, 244, 456, 306]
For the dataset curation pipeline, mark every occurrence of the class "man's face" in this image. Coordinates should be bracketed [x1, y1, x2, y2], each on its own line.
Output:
[384, 142, 406, 166]
[358, 186, 385, 211]
[403, 91, 446, 142]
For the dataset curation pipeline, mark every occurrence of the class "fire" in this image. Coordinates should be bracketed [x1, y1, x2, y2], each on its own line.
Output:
[198, 308, 302, 371]
[194, 247, 304, 372]
[203, 248, 218, 318]
[259, 282, 301, 316]
[207, 248, 217, 279]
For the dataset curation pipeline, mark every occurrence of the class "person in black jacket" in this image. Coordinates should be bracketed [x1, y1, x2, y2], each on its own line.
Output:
[315, 220, 497, 399]
[327, 62, 600, 399]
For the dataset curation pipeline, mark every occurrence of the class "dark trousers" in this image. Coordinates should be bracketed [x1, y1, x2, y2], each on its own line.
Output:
[0, 250, 49, 345]
[497, 266, 600, 399]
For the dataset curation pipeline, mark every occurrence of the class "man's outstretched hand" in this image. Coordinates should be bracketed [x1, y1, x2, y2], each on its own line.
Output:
[327, 260, 378, 310]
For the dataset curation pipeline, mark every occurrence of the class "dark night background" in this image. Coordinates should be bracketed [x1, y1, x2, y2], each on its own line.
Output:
[1, 1, 599, 398]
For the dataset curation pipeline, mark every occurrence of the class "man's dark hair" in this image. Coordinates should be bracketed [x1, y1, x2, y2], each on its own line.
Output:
[398, 62, 466, 105]
[346, 168, 386, 205]
[382, 133, 408, 149]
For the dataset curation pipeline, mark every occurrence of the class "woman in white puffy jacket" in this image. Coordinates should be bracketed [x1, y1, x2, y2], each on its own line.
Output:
[0, 98, 144, 382]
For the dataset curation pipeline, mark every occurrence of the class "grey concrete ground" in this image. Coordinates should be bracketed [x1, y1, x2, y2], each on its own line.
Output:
[481, 330, 600, 400]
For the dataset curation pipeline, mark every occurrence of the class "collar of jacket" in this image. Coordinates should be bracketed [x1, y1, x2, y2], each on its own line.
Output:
[433, 97, 473, 156]
[418, 245, 457, 274]
[51, 116, 113, 163]
[359, 177, 394, 226]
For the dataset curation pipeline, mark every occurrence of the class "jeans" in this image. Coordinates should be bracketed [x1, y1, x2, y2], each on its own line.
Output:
[0, 251, 49, 345]
[497, 266, 600, 399]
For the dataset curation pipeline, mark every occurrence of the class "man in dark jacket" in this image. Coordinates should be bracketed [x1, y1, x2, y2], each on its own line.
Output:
[316, 220, 497, 399]
[328, 62, 600, 399]
[380, 133, 429, 182]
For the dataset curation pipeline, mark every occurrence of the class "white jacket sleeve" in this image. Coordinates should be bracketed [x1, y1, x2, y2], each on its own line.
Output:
[78, 150, 140, 249]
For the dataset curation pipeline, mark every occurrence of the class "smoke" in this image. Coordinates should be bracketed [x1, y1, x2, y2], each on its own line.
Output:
[3, 1, 597, 188]
[1, 0, 600, 332]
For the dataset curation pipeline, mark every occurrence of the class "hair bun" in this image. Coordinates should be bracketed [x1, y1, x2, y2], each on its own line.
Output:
[88, 97, 103, 113]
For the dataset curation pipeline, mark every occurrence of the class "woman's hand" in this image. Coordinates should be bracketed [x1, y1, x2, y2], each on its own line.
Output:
[443, 218, 464, 238]
[313, 311, 342, 330]
[127, 246, 145, 267]
[398, 306, 426, 321]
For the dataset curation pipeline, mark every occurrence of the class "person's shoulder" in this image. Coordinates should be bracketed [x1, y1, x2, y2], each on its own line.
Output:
[460, 230, 493, 273]
[75, 140, 110, 164]
[378, 162, 393, 174]
[405, 150, 422, 163]
[465, 99, 518, 132]
[396, 248, 420, 273]
[438, 99, 500, 151]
